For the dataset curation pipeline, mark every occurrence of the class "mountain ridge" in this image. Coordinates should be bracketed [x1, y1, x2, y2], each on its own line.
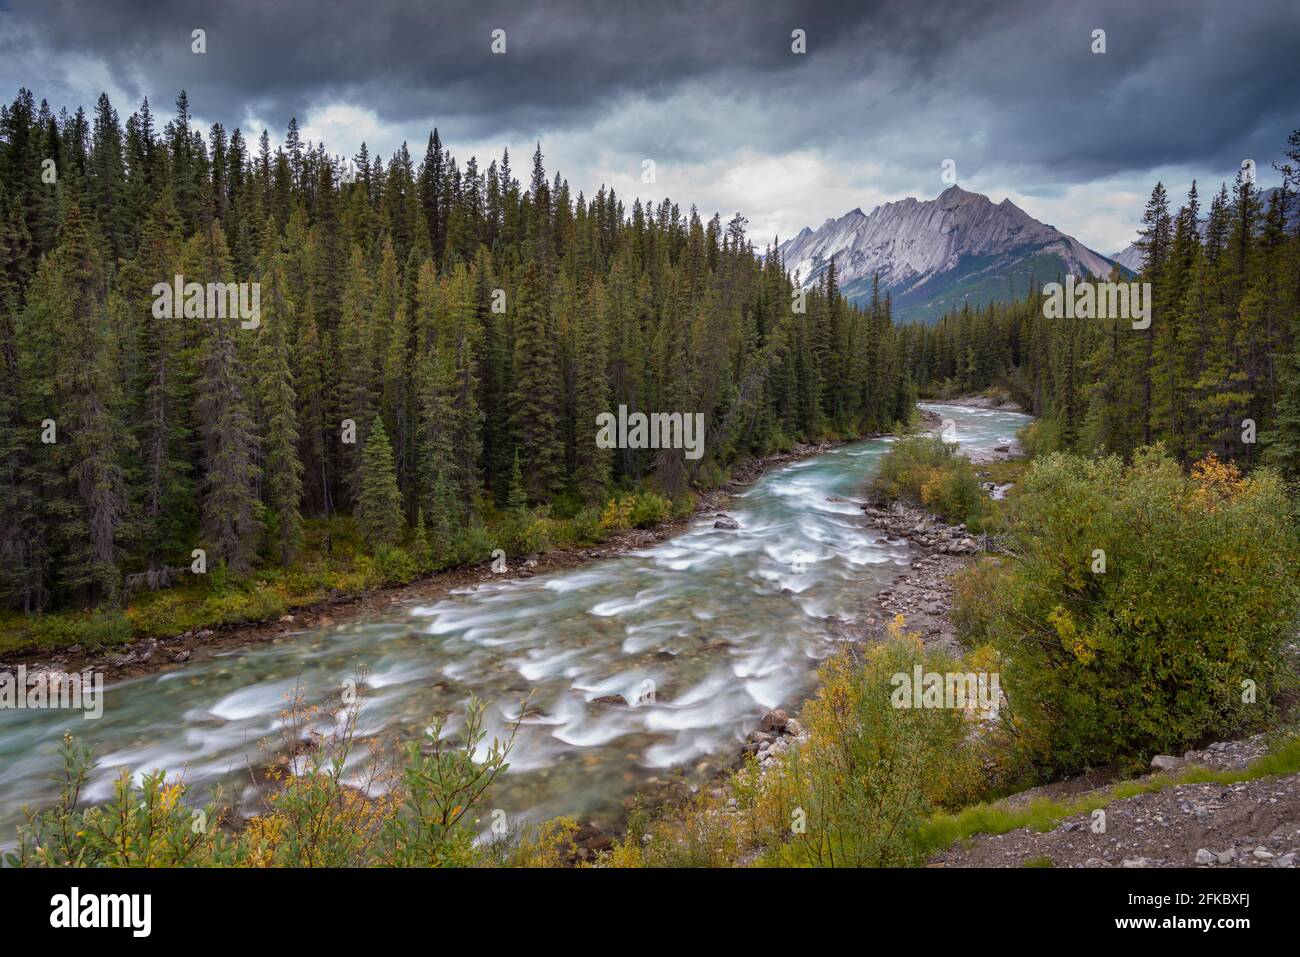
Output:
[779, 185, 1118, 323]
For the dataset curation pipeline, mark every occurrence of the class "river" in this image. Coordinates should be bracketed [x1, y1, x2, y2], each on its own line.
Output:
[0, 403, 1032, 840]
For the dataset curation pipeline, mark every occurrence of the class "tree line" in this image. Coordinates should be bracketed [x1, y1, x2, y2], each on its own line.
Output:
[905, 131, 1300, 481]
[0, 89, 917, 613]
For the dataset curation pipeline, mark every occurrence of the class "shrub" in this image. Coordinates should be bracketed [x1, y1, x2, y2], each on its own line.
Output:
[1017, 419, 1059, 458]
[373, 546, 419, 585]
[9, 694, 521, 869]
[628, 492, 671, 528]
[549, 507, 605, 547]
[599, 496, 635, 532]
[605, 623, 989, 868]
[920, 460, 983, 526]
[600, 491, 672, 533]
[451, 524, 496, 566]
[759, 629, 989, 867]
[504, 515, 554, 555]
[6, 733, 240, 866]
[873, 435, 983, 525]
[954, 448, 1300, 776]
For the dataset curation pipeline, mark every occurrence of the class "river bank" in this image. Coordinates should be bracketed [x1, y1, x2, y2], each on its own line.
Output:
[0, 435, 885, 686]
[728, 401, 1029, 788]
[0, 402, 1035, 852]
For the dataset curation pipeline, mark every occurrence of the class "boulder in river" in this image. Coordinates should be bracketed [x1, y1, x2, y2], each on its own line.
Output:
[714, 516, 741, 530]
[760, 709, 789, 732]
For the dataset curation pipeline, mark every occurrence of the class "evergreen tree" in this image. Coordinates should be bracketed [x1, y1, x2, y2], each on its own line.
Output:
[357, 415, 403, 550]
[573, 278, 612, 499]
[189, 222, 261, 573]
[255, 224, 304, 564]
[511, 263, 564, 501]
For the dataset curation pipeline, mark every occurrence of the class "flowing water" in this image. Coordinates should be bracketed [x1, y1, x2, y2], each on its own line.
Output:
[0, 404, 1031, 839]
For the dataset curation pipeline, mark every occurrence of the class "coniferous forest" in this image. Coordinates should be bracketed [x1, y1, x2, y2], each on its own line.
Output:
[0, 88, 920, 618]
[908, 140, 1300, 479]
[2, 89, 1299, 621]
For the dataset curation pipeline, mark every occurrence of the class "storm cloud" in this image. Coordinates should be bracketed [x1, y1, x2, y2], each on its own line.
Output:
[2, 0, 1298, 251]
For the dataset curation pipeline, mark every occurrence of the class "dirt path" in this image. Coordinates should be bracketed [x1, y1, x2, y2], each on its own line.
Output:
[930, 734, 1299, 868]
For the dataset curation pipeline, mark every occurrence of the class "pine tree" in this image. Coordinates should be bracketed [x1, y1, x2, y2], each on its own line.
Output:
[357, 415, 403, 550]
[255, 225, 304, 564]
[511, 263, 564, 501]
[337, 243, 375, 502]
[189, 222, 261, 573]
[573, 278, 612, 499]
[19, 205, 128, 605]
[506, 452, 528, 514]
[118, 194, 194, 575]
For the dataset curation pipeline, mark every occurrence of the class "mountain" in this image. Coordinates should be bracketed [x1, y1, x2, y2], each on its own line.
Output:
[1110, 186, 1299, 274]
[778, 185, 1118, 323]
[1109, 242, 1147, 272]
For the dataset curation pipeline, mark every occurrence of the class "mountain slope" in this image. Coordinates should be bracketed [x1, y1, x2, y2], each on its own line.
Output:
[779, 186, 1117, 323]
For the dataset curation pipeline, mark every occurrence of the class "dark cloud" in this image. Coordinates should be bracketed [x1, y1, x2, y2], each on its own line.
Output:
[0, 1, 1040, 139]
[1, 0, 1297, 247]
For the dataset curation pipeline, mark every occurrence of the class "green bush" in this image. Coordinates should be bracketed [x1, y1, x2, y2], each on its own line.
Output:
[501, 513, 553, 555]
[0, 609, 133, 653]
[8, 696, 520, 868]
[451, 524, 496, 566]
[628, 492, 671, 528]
[954, 448, 1300, 776]
[374, 546, 419, 584]
[1016, 418, 1059, 458]
[607, 625, 990, 868]
[873, 435, 983, 525]
[763, 633, 989, 866]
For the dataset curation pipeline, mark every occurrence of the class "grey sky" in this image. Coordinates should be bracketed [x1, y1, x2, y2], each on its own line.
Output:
[3, 0, 1298, 252]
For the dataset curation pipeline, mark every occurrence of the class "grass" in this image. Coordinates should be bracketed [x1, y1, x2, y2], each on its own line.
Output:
[913, 731, 1300, 857]
[975, 457, 1029, 486]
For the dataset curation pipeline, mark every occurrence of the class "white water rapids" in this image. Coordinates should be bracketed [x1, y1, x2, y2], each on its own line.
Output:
[0, 404, 1031, 838]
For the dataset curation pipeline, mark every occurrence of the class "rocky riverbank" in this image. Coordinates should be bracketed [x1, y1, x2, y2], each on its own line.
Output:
[731, 409, 1025, 792]
[1, 437, 875, 685]
[857, 500, 982, 654]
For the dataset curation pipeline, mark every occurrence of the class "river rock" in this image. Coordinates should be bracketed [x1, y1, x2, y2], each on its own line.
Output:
[760, 709, 789, 732]
[714, 516, 740, 530]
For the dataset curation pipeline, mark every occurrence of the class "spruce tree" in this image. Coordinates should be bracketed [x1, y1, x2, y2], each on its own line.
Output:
[510, 263, 564, 501]
[573, 278, 612, 499]
[189, 221, 261, 573]
[357, 415, 403, 550]
[255, 225, 304, 564]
